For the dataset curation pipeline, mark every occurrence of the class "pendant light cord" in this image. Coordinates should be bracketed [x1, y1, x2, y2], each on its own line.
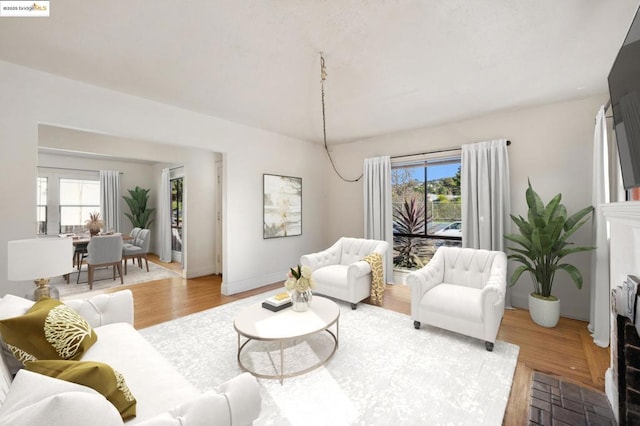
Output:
[320, 53, 362, 183]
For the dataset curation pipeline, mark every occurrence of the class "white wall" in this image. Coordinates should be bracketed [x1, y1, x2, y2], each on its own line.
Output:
[0, 60, 327, 296]
[324, 95, 606, 320]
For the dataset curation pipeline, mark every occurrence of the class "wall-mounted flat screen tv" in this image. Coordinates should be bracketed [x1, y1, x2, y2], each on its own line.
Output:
[608, 6, 640, 190]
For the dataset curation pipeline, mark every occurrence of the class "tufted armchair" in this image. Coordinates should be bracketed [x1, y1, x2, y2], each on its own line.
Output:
[300, 237, 389, 309]
[406, 246, 507, 351]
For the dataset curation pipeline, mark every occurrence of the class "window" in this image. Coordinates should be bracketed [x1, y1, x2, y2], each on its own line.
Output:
[392, 157, 462, 270]
[59, 178, 100, 234]
[36, 177, 47, 235]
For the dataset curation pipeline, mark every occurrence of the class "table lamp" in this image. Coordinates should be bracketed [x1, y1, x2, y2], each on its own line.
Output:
[7, 238, 74, 300]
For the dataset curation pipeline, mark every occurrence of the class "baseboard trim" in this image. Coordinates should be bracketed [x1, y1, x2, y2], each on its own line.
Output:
[185, 265, 216, 279]
[222, 271, 282, 295]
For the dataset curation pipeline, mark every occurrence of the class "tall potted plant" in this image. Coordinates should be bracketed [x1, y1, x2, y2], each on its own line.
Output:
[505, 180, 594, 327]
[123, 186, 156, 229]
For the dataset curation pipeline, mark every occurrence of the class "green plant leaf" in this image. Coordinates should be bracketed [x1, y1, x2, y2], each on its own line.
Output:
[525, 180, 545, 214]
[546, 216, 565, 242]
[557, 246, 596, 258]
[290, 267, 299, 279]
[507, 246, 534, 258]
[543, 194, 562, 223]
[556, 263, 583, 290]
[564, 205, 594, 231]
[510, 265, 530, 287]
[557, 217, 592, 246]
[531, 227, 555, 255]
[124, 212, 134, 225]
[507, 253, 534, 270]
[510, 214, 533, 237]
[504, 234, 534, 250]
[528, 208, 547, 229]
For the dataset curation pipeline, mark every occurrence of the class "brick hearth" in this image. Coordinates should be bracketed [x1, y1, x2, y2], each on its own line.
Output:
[529, 372, 616, 425]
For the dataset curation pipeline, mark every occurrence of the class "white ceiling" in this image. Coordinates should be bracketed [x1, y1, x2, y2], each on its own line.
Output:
[0, 1, 638, 144]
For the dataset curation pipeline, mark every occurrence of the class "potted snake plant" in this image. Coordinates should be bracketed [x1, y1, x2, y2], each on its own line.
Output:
[504, 180, 594, 327]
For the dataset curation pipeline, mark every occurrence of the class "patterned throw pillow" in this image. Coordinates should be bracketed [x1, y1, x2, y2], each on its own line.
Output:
[0, 297, 97, 365]
[25, 360, 137, 420]
[0, 294, 35, 374]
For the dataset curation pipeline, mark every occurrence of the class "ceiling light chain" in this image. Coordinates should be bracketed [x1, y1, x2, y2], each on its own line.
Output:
[320, 53, 363, 183]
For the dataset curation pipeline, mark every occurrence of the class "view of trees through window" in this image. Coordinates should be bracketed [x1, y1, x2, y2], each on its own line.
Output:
[392, 158, 462, 270]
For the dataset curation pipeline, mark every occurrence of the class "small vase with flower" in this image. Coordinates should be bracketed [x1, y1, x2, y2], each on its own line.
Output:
[285, 265, 315, 312]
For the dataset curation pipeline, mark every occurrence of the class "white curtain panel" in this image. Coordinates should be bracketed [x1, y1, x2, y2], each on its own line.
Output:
[461, 139, 511, 307]
[461, 139, 510, 250]
[363, 156, 393, 283]
[610, 133, 626, 203]
[158, 168, 172, 263]
[99, 170, 121, 233]
[589, 105, 610, 348]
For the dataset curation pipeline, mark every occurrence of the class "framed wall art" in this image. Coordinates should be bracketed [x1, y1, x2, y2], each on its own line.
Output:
[263, 174, 302, 238]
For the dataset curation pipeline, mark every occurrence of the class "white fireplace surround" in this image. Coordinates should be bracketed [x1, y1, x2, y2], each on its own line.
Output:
[602, 201, 640, 423]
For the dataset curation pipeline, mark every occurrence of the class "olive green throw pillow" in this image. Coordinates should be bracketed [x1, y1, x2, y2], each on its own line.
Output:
[0, 297, 97, 365]
[25, 360, 137, 420]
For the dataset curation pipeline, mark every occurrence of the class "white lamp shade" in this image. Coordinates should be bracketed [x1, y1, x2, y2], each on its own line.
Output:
[7, 238, 74, 281]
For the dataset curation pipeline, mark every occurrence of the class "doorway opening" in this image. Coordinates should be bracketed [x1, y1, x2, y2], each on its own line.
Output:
[171, 175, 184, 265]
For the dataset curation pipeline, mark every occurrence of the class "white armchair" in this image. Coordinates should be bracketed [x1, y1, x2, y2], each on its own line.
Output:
[300, 237, 389, 309]
[406, 246, 507, 351]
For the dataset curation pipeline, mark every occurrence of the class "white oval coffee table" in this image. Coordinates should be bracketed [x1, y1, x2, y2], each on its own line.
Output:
[234, 295, 340, 384]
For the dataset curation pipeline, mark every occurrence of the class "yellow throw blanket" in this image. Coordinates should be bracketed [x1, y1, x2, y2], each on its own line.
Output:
[362, 252, 384, 305]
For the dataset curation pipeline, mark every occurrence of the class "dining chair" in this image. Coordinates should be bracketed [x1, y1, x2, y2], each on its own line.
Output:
[123, 227, 141, 268]
[79, 234, 124, 290]
[122, 229, 150, 274]
[73, 241, 89, 271]
[123, 227, 141, 248]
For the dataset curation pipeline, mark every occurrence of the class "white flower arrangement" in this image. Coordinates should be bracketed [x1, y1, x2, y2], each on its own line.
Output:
[285, 265, 315, 293]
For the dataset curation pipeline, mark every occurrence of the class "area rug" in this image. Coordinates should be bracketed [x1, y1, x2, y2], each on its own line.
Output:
[52, 261, 181, 298]
[140, 291, 520, 425]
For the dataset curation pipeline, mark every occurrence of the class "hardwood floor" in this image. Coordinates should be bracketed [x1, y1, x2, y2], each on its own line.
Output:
[105, 257, 610, 425]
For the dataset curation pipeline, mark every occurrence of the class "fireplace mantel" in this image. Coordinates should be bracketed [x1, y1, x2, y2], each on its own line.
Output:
[602, 201, 640, 423]
[602, 201, 640, 225]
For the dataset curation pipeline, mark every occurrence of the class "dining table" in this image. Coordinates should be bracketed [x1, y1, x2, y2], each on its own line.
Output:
[59, 233, 133, 272]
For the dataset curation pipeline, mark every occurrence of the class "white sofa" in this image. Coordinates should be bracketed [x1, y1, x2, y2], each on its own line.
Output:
[0, 290, 262, 425]
[300, 237, 389, 309]
[406, 246, 507, 351]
